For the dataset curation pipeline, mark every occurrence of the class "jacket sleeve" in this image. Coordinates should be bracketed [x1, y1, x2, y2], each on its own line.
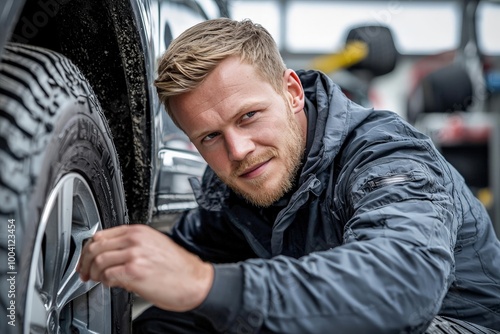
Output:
[195, 151, 458, 333]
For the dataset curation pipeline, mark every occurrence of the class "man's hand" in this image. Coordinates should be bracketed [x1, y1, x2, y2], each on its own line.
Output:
[76, 224, 214, 312]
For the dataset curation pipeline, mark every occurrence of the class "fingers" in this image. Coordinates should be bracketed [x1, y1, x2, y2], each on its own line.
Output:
[75, 223, 215, 312]
[87, 249, 129, 283]
[100, 264, 136, 291]
[77, 225, 134, 282]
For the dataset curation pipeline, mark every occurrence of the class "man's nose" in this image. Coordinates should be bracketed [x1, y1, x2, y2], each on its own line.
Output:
[225, 130, 255, 162]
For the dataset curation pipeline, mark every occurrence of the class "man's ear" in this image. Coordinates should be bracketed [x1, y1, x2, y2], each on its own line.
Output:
[283, 69, 305, 114]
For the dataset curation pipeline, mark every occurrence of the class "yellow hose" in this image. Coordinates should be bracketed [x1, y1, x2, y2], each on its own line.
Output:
[310, 40, 369, 73]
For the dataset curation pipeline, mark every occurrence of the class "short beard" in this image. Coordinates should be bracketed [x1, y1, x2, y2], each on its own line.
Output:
[220, 111, 305, 207]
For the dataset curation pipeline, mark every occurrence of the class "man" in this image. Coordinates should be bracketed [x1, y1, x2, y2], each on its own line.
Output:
[77, 18, 500, 333]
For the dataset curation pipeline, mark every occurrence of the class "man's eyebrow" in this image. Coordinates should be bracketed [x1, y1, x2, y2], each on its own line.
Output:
[190, 100, 269, 140]
[191, 129, 216, 142]
[236, 100, 268, 114]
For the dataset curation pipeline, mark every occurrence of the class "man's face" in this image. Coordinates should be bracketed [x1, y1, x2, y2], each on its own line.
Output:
[170, 56, 306, 207]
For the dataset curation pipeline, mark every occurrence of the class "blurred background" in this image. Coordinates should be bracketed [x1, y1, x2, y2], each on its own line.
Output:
[156, 0, 500, 236]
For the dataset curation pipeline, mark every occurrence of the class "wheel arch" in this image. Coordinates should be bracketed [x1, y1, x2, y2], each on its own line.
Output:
[8, 0, 155, 224]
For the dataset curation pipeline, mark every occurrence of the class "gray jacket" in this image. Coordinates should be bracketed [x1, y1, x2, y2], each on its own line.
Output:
[170, 70, 500, 333]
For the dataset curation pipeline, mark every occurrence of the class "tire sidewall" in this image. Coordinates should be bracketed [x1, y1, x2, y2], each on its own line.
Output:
[21, 103, 130, 333]
[0, 45, 131, 334]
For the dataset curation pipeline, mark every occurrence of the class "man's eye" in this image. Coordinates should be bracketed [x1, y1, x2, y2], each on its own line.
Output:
[202, 132, 220, 143]
[242, 111, 256, 120]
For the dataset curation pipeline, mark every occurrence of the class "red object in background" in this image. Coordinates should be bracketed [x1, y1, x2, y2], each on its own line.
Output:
[438, 115, 491, 145]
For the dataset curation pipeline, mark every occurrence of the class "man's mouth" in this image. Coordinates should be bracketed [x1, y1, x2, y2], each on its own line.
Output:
[239, 159, 271, 178]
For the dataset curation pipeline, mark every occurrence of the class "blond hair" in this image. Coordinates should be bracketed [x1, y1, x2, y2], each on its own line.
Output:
[154, 18, 287, 123]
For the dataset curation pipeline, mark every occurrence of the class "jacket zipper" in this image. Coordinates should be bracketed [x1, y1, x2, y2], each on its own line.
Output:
[366, 174, 411, 191]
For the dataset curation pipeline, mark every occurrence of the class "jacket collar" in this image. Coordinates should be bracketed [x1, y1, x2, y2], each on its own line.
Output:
[297, 70, 351, 185]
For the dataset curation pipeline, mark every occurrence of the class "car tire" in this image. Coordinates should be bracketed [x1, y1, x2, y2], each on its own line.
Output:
[0, 44, 131, 334]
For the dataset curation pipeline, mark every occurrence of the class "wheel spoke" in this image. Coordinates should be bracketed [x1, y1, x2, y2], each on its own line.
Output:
[43, 177, 74, 298]
[58, 274, 99, 310]
[73, 220, 100, 247]
[57, 221, 99, 308]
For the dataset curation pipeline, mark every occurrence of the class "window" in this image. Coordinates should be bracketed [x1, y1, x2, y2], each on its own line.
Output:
[230, 0, 461, 55]
[477, 1, 500, 56]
